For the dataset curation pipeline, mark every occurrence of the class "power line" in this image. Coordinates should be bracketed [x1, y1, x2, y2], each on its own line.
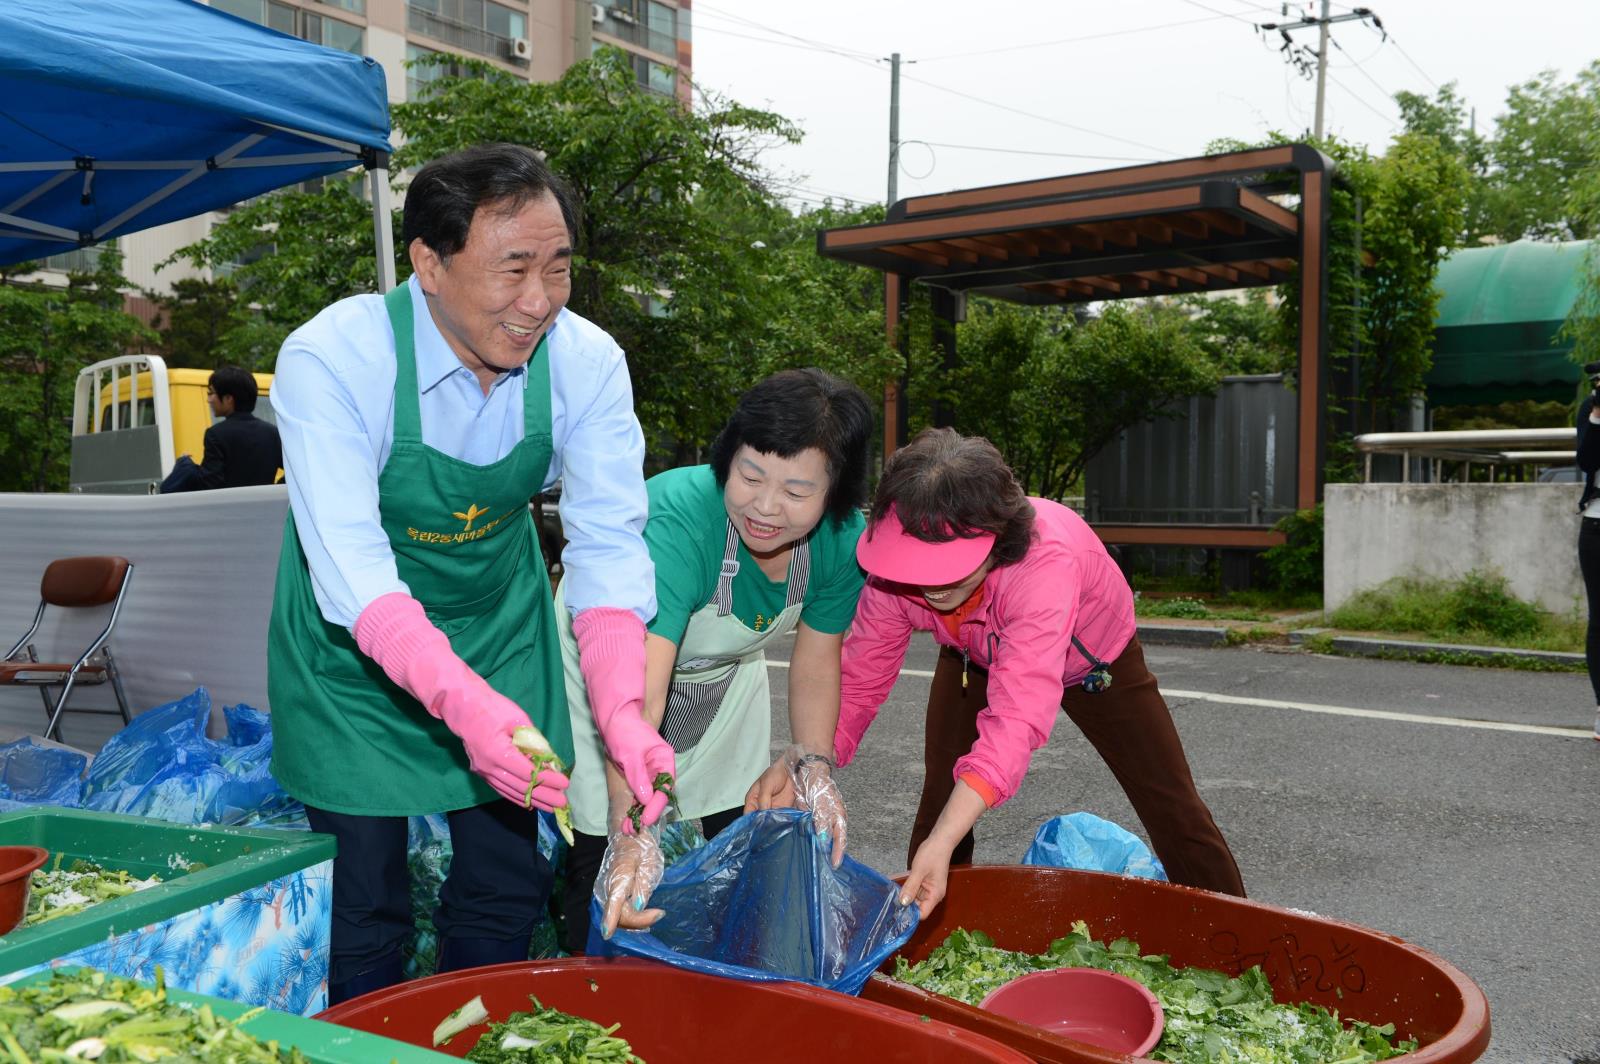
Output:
[1328, 36, 1397, 105]
[917, 141, 1160, 164]
[689, 21, 881, 64]
[1176, 0, 1264, 24]
[915, 12, 1237, 63]
[1387, 37, 1441, 90]
[691, 4, 881, 62]
[1325, 70, 1398, 126]
[692, 7, 1177, 158]
[897, 70, 1177, 155]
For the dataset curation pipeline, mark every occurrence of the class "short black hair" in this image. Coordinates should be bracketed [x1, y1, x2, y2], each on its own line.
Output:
[402, 143, 579, 261]
[709, 369, 873, 523]
[209, 365, 257, 413]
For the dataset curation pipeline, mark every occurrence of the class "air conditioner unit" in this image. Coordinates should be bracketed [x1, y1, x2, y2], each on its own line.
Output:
[612, 8, 636, 23]
[510, 36, 532, 60]
[591, 3, 605, 23]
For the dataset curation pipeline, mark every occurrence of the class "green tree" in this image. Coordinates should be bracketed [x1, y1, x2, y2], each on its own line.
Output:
[1358, 131, 1471, 425]
[1488, 62, 1600, 241]
[947, 301, 1221, 498]
[149, 276, 253, 369]
[1395, 83, 1499, 243]
[166, 177, 383, 370]
[1177, 289, 1293, 375]
[0, 251, 155, 492]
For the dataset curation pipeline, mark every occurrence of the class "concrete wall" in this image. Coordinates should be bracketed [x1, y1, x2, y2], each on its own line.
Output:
[1324, 483, 1584, 617]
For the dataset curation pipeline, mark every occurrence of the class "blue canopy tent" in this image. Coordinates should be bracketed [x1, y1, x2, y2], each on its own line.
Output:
[0, 0, 397, 289]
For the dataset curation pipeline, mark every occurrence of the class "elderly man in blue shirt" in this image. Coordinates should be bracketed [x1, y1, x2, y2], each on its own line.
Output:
[266, 143, 675, 1004]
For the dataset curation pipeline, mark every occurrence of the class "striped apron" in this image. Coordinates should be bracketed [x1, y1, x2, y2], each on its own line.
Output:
[558, 522, 811, 835]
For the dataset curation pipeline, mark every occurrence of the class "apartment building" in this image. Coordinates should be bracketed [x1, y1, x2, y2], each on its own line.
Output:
[29, 0, 691, 301]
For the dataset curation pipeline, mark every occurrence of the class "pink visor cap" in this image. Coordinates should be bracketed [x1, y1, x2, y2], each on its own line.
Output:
[855, 507, 996, 586]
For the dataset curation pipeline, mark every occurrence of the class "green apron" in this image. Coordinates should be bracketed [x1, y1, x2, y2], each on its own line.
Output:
[268, 285, 569, 817]
[557, 523, 810, 836]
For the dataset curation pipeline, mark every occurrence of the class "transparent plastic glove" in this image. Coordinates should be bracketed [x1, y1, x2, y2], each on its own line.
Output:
[595, 822, 665, 939]
[787, 745, 847, 868]
[574, 608, 676, 823]
[355, 593, 569, 809]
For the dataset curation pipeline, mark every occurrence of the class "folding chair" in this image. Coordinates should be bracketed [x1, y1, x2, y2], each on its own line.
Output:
[1, 556, 135, 742]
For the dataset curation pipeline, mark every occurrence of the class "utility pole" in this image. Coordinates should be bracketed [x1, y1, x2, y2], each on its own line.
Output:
[1257, 5, 1385, 139]
[1313, 0, 1330, 140]
[886, 52, 901, 206]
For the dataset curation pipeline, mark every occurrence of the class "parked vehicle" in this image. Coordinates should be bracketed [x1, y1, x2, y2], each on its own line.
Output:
[69, 354, 274, 494]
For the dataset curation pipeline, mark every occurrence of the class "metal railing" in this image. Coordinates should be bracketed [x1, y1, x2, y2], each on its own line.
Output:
[406, 7, 515, 61]
[1353, 428, 1576, 483]
[595, 4, 676, 56]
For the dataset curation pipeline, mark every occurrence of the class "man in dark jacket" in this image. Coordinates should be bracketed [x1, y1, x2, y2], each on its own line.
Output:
[162, 366, 281, 492]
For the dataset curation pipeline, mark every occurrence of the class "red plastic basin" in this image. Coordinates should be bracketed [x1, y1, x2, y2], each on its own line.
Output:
[863, 866, 1491, 1064]
[317, 957, 1034, 1063]
[0, 846, 48, 934]
[980, 968, 1163, 1056]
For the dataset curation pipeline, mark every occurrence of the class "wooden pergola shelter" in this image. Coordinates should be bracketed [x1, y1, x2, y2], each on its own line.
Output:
[816, 144, 1336, 550]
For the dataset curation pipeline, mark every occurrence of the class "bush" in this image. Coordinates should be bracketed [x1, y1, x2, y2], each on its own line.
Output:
[1261, 506, 1323, 595]
[1139, 596, 1212, 619]
[1327, 570, 1564, 647]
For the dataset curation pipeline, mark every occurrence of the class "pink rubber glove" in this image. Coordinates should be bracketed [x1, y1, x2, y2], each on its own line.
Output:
[354, 592, 570, 810]
[573, 607, 674, 829]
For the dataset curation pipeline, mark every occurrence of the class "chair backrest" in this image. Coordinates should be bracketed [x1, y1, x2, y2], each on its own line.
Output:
[40, 556, 131, 608]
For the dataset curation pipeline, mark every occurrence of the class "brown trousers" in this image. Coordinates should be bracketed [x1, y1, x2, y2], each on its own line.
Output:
[909, 636, 1246, 896]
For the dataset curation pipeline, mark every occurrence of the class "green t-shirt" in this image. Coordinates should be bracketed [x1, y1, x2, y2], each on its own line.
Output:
[644, 465, 865, 645]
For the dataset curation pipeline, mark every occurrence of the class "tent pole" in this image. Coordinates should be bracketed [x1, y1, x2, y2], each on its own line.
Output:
[370, 164, 395, 293]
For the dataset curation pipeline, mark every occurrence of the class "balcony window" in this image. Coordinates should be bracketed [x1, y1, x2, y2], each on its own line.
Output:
[211, 0, 364, 54]
[407, 44, 487, 100]
[320, 0, 365, 12]
[407, 0, 527, 62]
[596, 1, 676, 58]
[37, 243, 108, 275]
[630, 52, 675, 98]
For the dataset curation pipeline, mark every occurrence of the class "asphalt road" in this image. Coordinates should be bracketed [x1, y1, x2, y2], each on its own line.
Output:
[763, 634, 1600, 1064]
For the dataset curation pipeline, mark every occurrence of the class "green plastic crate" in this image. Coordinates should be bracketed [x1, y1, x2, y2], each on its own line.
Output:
[13, 966, 455, 1063]
[0, 807, 334, 978]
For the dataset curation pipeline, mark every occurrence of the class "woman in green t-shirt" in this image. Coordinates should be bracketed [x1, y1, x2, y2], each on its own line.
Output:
[556, 368, 873, 949]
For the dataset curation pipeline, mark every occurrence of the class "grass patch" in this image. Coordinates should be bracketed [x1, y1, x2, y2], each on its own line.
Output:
[1221, 588, 1323, 612]
[1136, 595, 1278, 623]
[1325, 571, 1583, 653]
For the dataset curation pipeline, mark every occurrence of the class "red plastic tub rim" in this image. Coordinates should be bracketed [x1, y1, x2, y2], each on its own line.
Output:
[0, 846, 49, 935]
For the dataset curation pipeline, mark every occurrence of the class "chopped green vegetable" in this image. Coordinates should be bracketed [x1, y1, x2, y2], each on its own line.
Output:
[0, 967, 308, 1062]
[512, 725, 575, 846]
[434, 994, 491, 1047]
[461, 995, 644, 1063]
[894, 926, 1418, 1063]
[625, 773, 676, 835]
[24, 859, 163, 927]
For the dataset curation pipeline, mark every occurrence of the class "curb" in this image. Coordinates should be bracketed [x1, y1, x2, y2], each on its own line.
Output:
[1137, 623, 1230, 648]
[1289, 628, 1585, 667]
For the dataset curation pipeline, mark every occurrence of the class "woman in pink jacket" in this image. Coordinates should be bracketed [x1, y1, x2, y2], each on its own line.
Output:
[835, 428, 1244, 917]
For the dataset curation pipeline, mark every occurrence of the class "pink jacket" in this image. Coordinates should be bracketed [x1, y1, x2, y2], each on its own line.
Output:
[834, 498, 1135, 808]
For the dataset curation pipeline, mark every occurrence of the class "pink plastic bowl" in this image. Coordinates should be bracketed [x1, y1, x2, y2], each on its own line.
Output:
[979, 967, 1165, 1056]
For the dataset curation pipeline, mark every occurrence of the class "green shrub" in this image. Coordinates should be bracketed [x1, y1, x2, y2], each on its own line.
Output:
[1262, 506, 1323, 594]
[1139, 596, 1212, 619]
[1327, 570, 1574, 649]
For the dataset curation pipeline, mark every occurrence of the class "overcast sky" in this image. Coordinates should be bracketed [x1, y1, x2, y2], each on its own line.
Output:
[688, 0, 1600, 211]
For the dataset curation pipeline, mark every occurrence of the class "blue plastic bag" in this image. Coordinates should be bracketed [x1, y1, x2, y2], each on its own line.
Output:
[1022, 812, 1167, 880]
[589, 809, 918, 995]
[0, 738, 86, 806]
[82, 688, 302, 826]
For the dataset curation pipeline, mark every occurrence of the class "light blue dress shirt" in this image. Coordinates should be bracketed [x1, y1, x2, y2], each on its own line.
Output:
[272, 273, 656, 630]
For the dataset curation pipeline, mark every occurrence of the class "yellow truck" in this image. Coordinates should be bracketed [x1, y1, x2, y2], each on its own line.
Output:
[69, 355, 274, 494]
